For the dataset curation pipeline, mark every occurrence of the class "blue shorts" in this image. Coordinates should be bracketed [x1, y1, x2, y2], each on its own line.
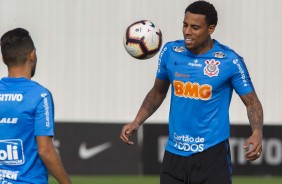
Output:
[160, 140, 232, 184]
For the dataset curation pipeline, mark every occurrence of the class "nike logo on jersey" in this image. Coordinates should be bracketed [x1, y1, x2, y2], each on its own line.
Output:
[78, 142, 112, 160]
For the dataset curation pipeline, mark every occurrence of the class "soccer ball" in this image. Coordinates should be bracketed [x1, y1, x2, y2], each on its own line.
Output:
[123, 20, 162, 59]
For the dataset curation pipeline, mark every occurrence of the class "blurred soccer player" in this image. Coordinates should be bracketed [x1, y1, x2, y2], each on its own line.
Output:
[120, 1, 263, 183]
[0, 28, 71, 183]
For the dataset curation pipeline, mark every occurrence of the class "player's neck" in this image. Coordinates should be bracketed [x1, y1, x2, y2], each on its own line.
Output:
[190, 38, 214, 55]
[8, 67, 32, 79]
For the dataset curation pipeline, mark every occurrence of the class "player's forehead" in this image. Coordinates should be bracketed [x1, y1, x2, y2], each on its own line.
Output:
[183, 12, 207, 26]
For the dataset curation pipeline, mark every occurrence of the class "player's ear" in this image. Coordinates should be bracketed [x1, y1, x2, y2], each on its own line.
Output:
[30, 49, 36, 64]
[208, 25, 216, 35]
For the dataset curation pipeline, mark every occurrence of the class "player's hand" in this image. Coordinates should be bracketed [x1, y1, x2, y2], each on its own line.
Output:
[120, 122, 139, 145]
[243, 129, 263, 161]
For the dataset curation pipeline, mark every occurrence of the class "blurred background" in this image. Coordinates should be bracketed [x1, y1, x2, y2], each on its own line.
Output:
[0, 0, 281, 180]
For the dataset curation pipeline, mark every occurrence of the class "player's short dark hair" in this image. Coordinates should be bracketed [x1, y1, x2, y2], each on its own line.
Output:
[1, 28, 35, 67]
[185, 0, 218, 26]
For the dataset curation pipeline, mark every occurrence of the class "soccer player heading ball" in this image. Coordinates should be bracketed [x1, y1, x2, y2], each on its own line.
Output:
[0, 28, 71, 183]
[120, 1, 263, 184]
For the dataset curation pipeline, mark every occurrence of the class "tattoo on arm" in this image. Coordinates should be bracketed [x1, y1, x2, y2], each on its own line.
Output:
[141, 94, 160, 115]
[134, 79, 170, 125]
[241, 92, 263, 133]
[137, 91, 166, 120]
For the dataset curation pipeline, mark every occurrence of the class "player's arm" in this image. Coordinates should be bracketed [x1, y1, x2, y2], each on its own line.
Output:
[239, 91, 263, 161]
[37, 136, 72, 184]
[120, 78, 170, 145]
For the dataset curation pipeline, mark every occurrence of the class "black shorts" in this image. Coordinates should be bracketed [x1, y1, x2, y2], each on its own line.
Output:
[160, 140, 232, 184]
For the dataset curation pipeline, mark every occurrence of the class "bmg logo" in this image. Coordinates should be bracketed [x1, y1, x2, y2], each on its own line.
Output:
[0, 140, 25, 165]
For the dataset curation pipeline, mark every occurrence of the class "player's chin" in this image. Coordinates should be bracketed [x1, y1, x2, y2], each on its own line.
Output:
[184, 44, 194, 50]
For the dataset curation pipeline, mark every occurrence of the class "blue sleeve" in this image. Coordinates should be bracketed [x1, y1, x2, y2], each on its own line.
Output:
[156, 44, 170, 81]
[230, 57, 254, 96]
[34, 90, 54, 136]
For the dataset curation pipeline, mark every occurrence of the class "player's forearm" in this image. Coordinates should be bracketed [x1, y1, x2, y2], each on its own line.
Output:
[247, 97, 263, 134]
[39, 149, 72, 184]
[240, 91, 264, 134]
[134, 89, 166, 126]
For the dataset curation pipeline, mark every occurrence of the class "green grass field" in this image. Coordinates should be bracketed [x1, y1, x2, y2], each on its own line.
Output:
[49, 175, 282, 184]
